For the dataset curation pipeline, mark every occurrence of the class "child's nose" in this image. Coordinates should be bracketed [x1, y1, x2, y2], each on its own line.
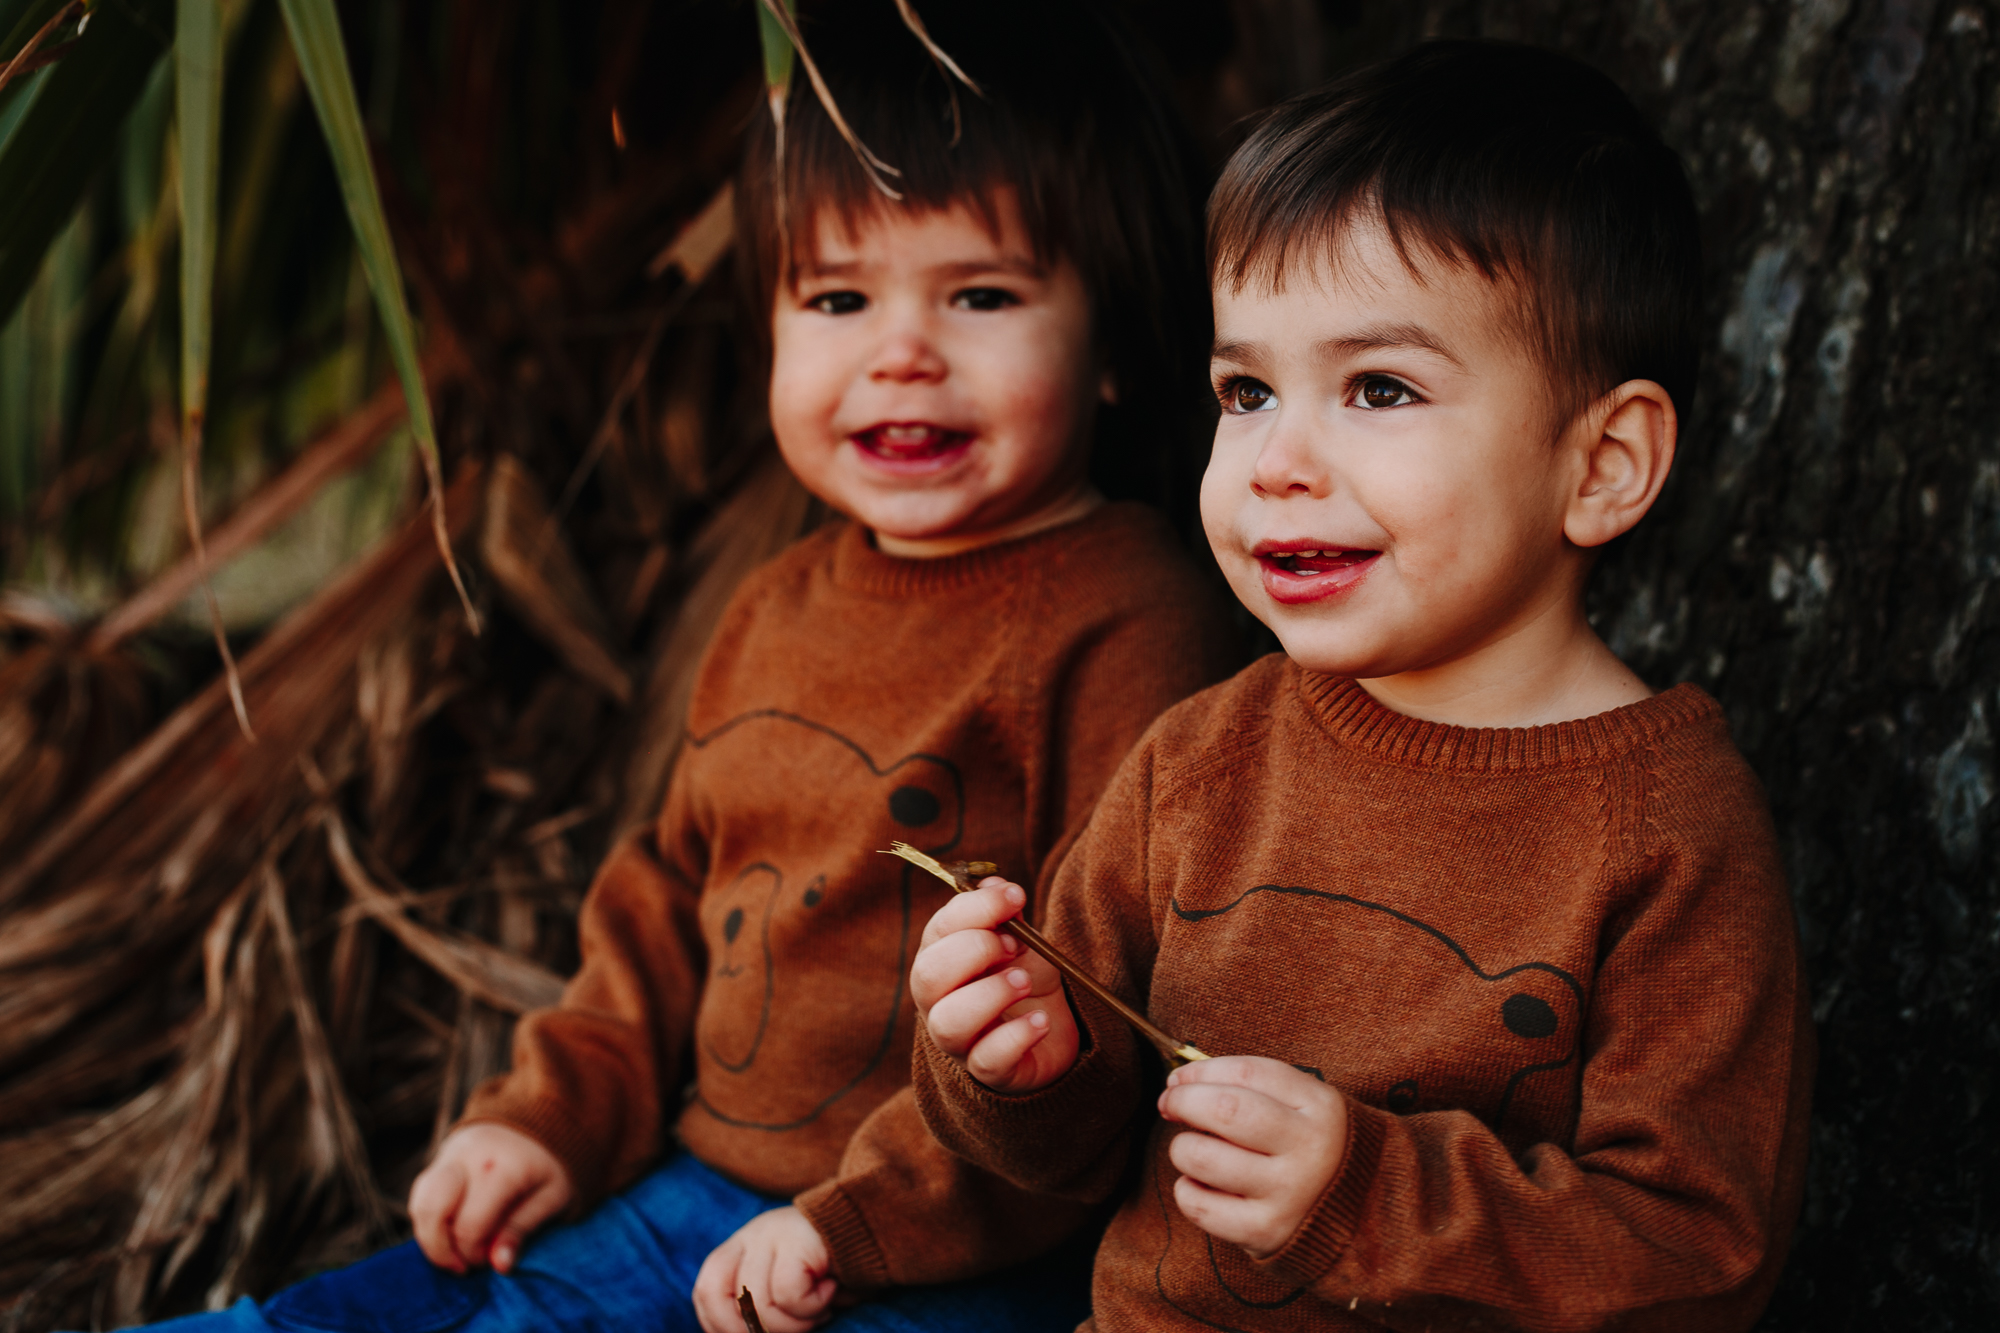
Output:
[867, 330, 948, 384]
[1249, 420, 1330, 499]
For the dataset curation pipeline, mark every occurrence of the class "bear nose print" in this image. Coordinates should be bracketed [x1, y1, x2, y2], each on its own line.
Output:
[722, 907, 745, 944]
[1501, 992, 1559, 1039]
[888, 785, 941, 827]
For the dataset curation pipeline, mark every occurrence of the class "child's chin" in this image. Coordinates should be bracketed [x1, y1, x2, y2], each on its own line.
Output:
[1265, 622, 1374, 677]
[860, 498, 979, 543]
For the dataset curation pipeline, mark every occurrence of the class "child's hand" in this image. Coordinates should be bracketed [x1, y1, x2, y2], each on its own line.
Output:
[693, 1206, 837, 1333]
[1157, 1056, 1349, 1258]
[911, 878, 1079, 1094]
[408, 1123, 574, 1274]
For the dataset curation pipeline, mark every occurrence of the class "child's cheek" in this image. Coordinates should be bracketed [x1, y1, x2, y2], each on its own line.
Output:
[767, 347, 840, 457]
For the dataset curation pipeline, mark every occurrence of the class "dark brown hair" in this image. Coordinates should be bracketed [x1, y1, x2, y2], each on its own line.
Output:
[735, 0, 1209, 506]
[1209, 40, 1703, 421]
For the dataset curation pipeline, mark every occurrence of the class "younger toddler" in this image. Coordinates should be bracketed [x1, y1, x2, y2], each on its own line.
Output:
[134, 5, 1233, 1333]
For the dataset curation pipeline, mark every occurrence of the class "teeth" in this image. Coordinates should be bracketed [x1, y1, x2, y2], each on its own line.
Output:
[1298, 550, 1321, 558]
[881, 425, 932, 444]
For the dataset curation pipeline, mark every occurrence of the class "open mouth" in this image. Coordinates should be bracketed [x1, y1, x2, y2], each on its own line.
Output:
[1255, 545, 1380, 603]
[852, 422, 974, 466]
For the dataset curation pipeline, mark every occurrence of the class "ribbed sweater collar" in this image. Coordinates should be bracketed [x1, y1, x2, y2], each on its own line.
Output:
[1298, 672, 1721, 772]
[828, 504, 1136, 597]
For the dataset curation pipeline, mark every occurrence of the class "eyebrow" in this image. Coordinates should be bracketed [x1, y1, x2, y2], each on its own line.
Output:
[800, 255, 1046, 281]
[1210, 323, 1467, 369]
[1316, 322, 1465, 369]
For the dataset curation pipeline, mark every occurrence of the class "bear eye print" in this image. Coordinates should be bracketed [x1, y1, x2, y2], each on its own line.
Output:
[888, 784, 941, 827]
[1501, 992, 1559, 1039]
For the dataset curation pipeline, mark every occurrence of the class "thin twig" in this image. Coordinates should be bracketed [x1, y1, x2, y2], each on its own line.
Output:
[0, 0, 82, 96]
[738, 1287, 769, 1333]
[889, 0, 982, 95]
[423, 447, 480, 635]
[889, 0, 981, 143]
[756, 0, 902, 199]
[0, 34, 75, 77]
[883, 842, 1211, 1068]
[180, 416, 256, 742]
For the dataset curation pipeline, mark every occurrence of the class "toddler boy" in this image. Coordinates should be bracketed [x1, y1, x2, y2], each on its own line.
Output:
[913, 41, 1814, 1333]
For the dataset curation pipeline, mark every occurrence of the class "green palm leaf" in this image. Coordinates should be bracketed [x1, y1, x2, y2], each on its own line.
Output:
[274, 0, 476, 631]
[756, 0, 794, 95]
[0, 0, 171, 325]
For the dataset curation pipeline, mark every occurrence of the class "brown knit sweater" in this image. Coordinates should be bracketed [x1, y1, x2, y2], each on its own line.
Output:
[462, 503, 1238, 1287]
[915, 656, 1814, 1332]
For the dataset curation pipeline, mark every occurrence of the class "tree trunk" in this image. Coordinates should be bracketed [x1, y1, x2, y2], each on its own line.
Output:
[1367, 2, 1999, 1327]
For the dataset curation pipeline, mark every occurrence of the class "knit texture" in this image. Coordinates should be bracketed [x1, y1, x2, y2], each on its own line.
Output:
[914, 655, 1815, 1332]
[461, 503, 1239, 1286]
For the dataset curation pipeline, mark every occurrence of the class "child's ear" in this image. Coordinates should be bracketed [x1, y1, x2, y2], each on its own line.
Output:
[1098, 368, 1119, 405]
[1563, 380, 1677, 549]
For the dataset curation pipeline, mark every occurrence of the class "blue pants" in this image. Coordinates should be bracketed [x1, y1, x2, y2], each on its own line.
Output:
[133, 1152, 1092, 1333]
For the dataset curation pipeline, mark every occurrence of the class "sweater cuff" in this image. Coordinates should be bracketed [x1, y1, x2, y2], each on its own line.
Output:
[915, 1013, 1119, 1138]
[1255, 1098, 1390, 1287]
[910, 1004, 1136, 1203]
[458, 1079, 612, 1207]
[794, 1180, 892, 1290]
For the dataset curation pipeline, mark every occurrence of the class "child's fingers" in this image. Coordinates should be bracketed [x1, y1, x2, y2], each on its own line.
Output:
[449, 1159, 544, 1270]
[965, 1009, 1056, 1089]
[691, 1235, 748, 1333]
[918, 881, 1028, 950]
[408, 1158, 469, 1272]
[767, 1244, 833, 1314]
[1165, 1054, 1323, 1110]
[1165, 1126, 1281, 1201]
[735, 1237, 778, 1320]
[920, 967, 1039, 1058]
[488, 1173, 571, 1274]
[737, 1242, 824, 1333]
[799, 1275, 839, 1318]
[910, 925, 1027, 1015]
[1159, 1071, 1305, 1156]
[1171, 1171, 1289, 1256]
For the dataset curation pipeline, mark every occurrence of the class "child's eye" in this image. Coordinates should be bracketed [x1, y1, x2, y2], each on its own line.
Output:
[1351, 375, 1419, 409]
[1218, 377, 1276, 414]
[951, 287, 1020, 312]
[807, 290, 867, 315]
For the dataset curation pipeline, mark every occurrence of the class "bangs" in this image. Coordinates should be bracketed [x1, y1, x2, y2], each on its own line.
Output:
[1207, 41, 1702, 422]
[757, 65, 1069, 283]
[736, 6, 1102, 311]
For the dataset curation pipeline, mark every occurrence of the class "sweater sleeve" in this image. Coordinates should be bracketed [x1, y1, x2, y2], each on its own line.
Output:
[910, 730, 1166, 1206]
[805, 589, 1230, 1284]
[1256, 759, 1815, 1332]
[793, 1088, 1096, 1287]
[458, 784, 709, 1207]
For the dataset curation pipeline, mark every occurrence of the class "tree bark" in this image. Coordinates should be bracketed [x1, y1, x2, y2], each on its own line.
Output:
[1351, 2, 2000, 1326]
